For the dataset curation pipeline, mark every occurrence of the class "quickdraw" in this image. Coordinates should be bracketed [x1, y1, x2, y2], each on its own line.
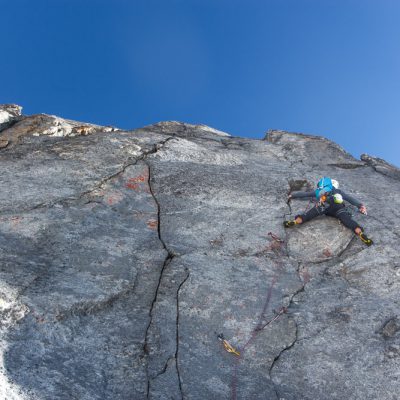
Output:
[217, 333, 240, 356]
[221, 232, 287, 400]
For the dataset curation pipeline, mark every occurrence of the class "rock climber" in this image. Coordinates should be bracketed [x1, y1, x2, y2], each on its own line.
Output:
[284, 177, 373, 246]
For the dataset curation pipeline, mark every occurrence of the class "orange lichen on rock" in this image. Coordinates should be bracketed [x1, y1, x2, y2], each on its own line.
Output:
[146, 219, 158, 230]
[125, 172, 148, 190]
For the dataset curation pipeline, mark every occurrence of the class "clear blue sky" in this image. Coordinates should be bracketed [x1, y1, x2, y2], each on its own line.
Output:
[1, 0, 399, 166]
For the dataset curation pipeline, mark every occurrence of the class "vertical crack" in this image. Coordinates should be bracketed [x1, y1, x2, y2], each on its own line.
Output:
[270, 208, 306, 398]
[176, 270, 190, 400]
[145, 161, 169, 252]
[141, 135, 176, 252]
[269, 316, 299, 399]
[142, 143, 179, 399]
[145, 255, 174, 399]
[268, 262, 305, 399]
[142, 140, 190, 399]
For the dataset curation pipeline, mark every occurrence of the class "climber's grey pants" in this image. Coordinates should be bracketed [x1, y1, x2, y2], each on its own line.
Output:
[296, 205, 361, 232]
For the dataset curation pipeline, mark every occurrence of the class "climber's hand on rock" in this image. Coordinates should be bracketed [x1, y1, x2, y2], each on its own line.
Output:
[359, 205, 367, 215]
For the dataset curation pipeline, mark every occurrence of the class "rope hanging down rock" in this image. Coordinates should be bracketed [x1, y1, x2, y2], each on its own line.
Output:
[217, 232, 288, 400]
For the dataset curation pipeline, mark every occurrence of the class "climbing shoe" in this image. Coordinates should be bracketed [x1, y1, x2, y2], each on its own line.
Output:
[284, 220, 297, 228]
[358, 232, 373, 246]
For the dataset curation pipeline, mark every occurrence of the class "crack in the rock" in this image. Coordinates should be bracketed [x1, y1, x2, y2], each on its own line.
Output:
[268, 264, 305, 398]
[144, 161, 170, 248]
[143, 255, 174, 355]
[71, 136, 175, 207]
[327, 163, 365, 170]
[336, 235, 357, 258]
[252, 206, 303, 398]
[361, 158, 400, 182]
[153, 356, 175, 380]
[1, 137, 176, 215]
[270, 213, 372, 395]
[144, 151, 190, 399]
[284, 200, 294, 221]
[145, 254, 174, 399]
[146, 268, 189, 399]
[372, 166, 400, 182]
[141, 141, 183, 399]
[269, 314, 298, 396]
[3, 133, 178, 398]
[113, 151, 395, 399]
[176, 270, 190, 400]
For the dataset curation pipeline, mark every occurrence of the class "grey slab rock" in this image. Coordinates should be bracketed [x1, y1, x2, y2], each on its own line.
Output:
[0, 106, 399, 400]
[361, 153, 400, 181]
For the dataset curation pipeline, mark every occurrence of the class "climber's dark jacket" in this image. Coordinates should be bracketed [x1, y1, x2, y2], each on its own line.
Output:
[291, 188, 363, 208]
[291, 188, 364, 231]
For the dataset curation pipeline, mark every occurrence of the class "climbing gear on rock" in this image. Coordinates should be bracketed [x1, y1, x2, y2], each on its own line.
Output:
[358, 232, 373, 246]
[217, 333, 240, 356]
[228, 233, 285, 400]
[284, 220, 297, 228]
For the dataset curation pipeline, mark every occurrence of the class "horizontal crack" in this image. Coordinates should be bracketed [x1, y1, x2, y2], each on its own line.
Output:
[327, 163, 365, 170]
[0, 137, 175, 215]
[65, 137, 175, 208]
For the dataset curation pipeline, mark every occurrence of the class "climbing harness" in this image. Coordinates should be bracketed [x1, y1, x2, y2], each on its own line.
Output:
[217, 334, 240, 356]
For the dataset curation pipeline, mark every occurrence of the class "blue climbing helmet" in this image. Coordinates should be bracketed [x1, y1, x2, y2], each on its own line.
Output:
[315, 177, 333, 199]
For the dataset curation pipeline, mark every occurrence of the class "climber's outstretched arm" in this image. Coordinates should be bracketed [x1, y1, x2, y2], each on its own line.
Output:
[339, 190, 367, 214]
[289, 191, 315, 200]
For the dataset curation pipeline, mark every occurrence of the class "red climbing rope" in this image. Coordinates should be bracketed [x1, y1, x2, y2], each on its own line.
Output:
[228, 232, 288, 400]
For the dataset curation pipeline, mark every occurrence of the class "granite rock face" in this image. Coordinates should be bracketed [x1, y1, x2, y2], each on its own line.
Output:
[0, 105, 399, 400]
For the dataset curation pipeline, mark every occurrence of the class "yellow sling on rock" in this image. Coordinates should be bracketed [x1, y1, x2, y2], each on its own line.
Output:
[217, 334, 240, 356]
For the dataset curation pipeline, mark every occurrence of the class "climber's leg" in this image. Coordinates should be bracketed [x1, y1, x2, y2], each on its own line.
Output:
[284, 205, 323, 228]
[335, 209, 373, 246]
[335, 209, 361, 232]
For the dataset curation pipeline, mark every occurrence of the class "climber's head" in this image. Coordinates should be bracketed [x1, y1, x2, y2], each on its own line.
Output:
[315, 177, 333, 199]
